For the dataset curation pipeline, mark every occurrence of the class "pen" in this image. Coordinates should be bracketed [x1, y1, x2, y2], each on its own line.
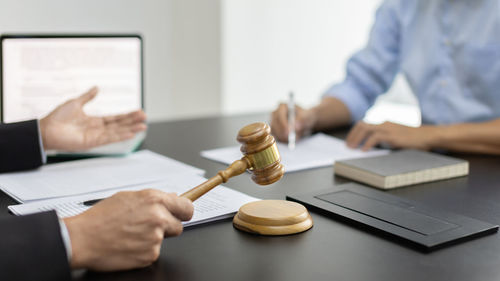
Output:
[82, 198, 104, 206]
[288, 91, 296, 150]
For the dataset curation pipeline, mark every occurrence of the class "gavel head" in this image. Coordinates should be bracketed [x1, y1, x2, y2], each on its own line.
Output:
[237, 122, 285, 185]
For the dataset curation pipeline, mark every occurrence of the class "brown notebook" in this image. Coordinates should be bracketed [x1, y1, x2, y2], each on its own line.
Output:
[334, 150, 469, 189]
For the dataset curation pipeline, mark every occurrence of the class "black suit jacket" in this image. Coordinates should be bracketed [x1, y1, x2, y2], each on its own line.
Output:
[0, 119, 45, 173]
[0, 120, 71, 281]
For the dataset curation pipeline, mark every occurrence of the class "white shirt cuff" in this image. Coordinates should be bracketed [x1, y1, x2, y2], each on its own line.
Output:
[36, 119, 47, 164]
[58, 219, 73, 262]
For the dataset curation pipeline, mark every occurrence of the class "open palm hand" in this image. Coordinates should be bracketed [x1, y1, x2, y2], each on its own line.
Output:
[40, 87, 147, 151]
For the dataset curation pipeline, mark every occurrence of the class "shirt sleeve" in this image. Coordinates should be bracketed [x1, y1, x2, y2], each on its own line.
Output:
[323, 0, 402, 122]
[59, 219, 73, 262]
[36, 119, 48, 164]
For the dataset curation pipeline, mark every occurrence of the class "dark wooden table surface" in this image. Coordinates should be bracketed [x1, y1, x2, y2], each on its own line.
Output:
[2, 113, 500, 281]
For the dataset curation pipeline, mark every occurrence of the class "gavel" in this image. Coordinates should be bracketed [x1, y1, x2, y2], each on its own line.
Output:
[181, 122, 285, 201]
[181, 121, 313, 235]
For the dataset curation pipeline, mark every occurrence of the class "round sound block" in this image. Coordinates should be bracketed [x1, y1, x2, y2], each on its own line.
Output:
[233, 200, 313, 235]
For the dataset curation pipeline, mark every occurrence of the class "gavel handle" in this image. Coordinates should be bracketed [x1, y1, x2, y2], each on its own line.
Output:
[181, 158, 250, 201]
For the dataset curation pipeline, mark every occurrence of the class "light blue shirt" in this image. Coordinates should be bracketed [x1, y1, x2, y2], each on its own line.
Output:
[324, 0, 500, 125]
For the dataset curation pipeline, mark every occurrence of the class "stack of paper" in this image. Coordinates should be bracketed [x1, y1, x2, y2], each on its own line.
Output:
[0, 150, 204, 203]
[201, 133, 389, 173]
[8, 175, 259, 227]
[2, 150, 260, 227]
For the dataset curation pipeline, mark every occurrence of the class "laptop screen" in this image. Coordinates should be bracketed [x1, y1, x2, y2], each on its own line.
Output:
[1, 35, 143, 123]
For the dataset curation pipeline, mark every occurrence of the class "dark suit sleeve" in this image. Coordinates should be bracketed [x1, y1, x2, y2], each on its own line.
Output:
[0, 120, 45, 173]
[0, 121, 69, 280]
[0, 210, 71, 281]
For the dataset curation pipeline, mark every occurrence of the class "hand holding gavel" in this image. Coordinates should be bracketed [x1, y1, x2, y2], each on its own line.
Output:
[181, 122, 285, 201]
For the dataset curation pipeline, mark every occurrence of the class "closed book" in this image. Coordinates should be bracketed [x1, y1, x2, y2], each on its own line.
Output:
[334, 150, 469, 189]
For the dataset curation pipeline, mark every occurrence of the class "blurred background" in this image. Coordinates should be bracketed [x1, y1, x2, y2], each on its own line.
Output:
[0, 0, 420, 126]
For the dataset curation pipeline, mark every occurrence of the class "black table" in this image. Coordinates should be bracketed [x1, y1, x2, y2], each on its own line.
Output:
[2, 113, 500, 281]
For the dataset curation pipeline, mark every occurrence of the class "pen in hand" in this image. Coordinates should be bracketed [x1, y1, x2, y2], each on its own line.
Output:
[82, 198, 104, 206]
[288, 91, 296, 150]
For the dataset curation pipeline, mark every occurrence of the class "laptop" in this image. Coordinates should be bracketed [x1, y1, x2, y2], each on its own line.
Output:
[0, 34, 145, 155]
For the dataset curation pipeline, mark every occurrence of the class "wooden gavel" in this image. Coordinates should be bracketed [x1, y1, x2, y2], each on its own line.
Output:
[181, 122, 285, 201]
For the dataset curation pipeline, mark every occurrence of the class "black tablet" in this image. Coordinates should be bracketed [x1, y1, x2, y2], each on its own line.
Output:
[287, 183, 498, 251]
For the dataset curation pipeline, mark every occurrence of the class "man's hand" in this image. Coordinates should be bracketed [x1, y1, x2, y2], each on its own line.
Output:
[40, 87, 147, 151]
[346, 121, 440, 151]
[64, 189, 194, 271]
[271, 103, 316, 143]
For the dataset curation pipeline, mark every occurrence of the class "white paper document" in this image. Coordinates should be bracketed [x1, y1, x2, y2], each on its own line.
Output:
[0, 150, 204, 203]
[201, 133, 389, 173]
[9, 176, 259, 227]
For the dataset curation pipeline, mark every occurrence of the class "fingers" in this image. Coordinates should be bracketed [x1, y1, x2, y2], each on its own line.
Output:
[295, 107, 313, 140]
[98, 129, 135, 144]
[361, 131, 388, 151]
[105, 122, 147, 135]
[139, 189, 194, 221]
[144, 203, 184, 238]
[160, 209, 185, 237]
[87, 123, 144, 147]
[271, 103, 289, 142]
[346, 121, 390, 150]
[346, 121, 376, 149]
[88, 114, 147, 147]
[158, 192, 194, 222]
[138, 189, 193, 237]
[346, 121, 404, 151]
[76, 86, 99, 105]
[271, 103, 315, 143]
[103, 110, 147, 125]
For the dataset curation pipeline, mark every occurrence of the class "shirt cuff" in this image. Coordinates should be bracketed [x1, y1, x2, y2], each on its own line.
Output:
[323, 80, 372, 123]
[36, 120, 47, 164]
[59, 219, 73, 262]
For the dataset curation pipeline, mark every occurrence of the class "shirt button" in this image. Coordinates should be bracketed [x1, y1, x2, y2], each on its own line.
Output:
[444, 39, 451, 46]
[440, 80, 448, 87]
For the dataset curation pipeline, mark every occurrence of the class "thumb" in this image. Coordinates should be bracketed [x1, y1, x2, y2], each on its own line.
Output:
[76, 86, 99, 105]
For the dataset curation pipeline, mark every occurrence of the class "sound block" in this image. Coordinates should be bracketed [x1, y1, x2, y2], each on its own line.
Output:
[233, 200, 313, 235]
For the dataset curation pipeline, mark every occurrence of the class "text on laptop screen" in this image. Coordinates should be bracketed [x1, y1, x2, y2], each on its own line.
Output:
[1, 37, 142, 123]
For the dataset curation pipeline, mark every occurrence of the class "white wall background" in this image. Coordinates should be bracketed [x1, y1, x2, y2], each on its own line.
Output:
[222, 0, 380, 112]
[0, 0, 221, 121]
[222, 0, 419, 126]
[0, 0, 419, 125]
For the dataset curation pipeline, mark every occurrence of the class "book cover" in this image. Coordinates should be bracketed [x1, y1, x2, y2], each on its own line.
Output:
[334, 150, 469, 189]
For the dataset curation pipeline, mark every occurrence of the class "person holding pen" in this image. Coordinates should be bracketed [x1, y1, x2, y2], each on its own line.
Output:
[271, 0, 500, 155]
[0, 87, 194, 281]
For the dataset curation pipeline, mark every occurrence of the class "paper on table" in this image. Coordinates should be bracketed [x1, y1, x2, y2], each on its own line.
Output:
[0, 150, 205, 203]
[8, 175, 259, 227]
[201, 133, 389, 173]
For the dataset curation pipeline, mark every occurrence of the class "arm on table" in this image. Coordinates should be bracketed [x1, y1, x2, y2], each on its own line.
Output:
[345, 119, 500, 155]
[435, 119, 500, 154]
